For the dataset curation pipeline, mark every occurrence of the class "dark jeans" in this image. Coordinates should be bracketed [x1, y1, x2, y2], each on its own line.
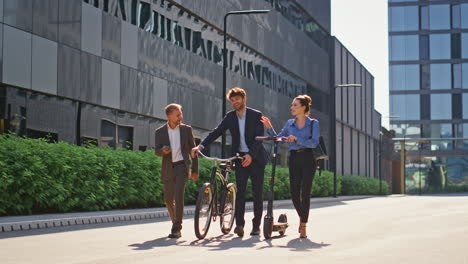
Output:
[288, 151, 316, 223]
[234, 160, 265, 229]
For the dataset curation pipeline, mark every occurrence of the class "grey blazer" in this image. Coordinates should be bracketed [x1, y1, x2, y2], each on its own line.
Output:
[154, 123, 199, 181]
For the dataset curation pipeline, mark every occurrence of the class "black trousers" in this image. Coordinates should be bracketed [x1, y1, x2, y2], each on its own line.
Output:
[288, 151, 316, 223]
[234, 160, 265, 229]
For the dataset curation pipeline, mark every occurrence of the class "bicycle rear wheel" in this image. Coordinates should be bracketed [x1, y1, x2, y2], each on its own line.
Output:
[194, 183, 213, 239]
[220, 183, 236, 234]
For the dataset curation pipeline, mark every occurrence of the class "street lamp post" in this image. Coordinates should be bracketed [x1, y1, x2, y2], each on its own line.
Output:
[221, 9, 270, 158]
[331, 83, 362, 197]
[379, 130, 383, 195]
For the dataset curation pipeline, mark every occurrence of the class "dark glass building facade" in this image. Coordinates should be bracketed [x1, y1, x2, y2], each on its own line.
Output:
[0, 0, 381, 179]
[389, 0, 468, 191]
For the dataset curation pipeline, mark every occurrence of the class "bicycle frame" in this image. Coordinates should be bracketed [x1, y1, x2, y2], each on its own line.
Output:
[194, 151, 247, 239]
[197, 151, 241, 218]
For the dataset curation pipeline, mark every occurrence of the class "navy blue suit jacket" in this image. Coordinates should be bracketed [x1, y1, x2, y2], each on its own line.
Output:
[201, 107, 268, 166]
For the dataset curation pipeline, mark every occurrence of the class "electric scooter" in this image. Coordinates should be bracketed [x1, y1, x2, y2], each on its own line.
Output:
[256, 136, 288, 239]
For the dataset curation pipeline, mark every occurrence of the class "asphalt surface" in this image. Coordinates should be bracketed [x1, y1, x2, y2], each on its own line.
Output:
[1, 194, 468, 264]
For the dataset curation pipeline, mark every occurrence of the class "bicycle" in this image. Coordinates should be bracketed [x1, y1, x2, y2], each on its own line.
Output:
[194, 150, 243, 239]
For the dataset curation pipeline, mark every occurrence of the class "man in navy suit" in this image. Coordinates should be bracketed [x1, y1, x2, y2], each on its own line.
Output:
[192, 87, 268, 237]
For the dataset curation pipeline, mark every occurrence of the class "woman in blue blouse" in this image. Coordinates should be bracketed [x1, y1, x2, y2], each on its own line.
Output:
[260, 94, 319, 238]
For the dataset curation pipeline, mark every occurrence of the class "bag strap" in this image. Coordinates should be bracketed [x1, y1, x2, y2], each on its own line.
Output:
[310, 119, 320, 166]
[310, 119, 314, 139]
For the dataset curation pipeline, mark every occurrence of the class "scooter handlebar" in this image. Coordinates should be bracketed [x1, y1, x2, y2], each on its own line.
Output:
[255, 136, 288, 142]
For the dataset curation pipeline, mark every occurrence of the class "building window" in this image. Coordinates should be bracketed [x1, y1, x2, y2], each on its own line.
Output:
[430, 123, 453, 150]
[451, 33, 461, 59]
[462, 4, 468, 29]
[430, 64, 451, 90]
[463, 63, 468, 89]
[390, 123, 421, 138]
[452, 5, 461, 29]
[390, 64, 420, 90]
[463, 94, 468, 119]
[138, 145, 147, 151]
[118, 125, 134, 150]
[390, 94, 420, 120]
[429, 5, 450, 30]
[420, 35, 429, 60]
[462, 34, 468, 59]
[389, 6, 419, 32]
[138, 1, 152, 31]
[390, 35, 419, 61]
[27, 129, 58, 143]
[81, 137, 98, 146]
[430, 94, 452, 120]
[430, 34, 451, 60]
[453, 64, 462, 89]
[101, 120, 116, 148]
[463, 124, 468, 149]
[421, 6, 429, 30]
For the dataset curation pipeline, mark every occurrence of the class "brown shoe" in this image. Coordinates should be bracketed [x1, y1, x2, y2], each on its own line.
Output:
[168, 230, 181, 238]
[234, 226, 244, 237]
[299, 223, 307, 238]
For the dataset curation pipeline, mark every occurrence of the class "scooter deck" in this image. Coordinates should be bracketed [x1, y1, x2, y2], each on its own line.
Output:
[272, 223, 288, 232]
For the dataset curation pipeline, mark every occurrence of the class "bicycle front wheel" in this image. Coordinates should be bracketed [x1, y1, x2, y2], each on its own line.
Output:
[220, 183, 236, 234]
[194, 183, 213, 239]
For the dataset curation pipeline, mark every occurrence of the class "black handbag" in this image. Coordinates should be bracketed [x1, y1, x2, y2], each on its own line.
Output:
[310, 119, 328, 160]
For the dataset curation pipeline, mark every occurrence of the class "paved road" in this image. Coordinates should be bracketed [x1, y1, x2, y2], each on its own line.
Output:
[1, 195, 467, 264]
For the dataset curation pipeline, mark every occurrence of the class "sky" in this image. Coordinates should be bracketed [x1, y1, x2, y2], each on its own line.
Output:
[331, 0, 390, 128]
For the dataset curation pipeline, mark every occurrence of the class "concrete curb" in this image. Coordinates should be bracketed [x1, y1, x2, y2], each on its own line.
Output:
[0, 195, 374, 233]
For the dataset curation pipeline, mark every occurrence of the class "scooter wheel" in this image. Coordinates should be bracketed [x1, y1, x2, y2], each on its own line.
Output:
[278, 214, 287, 223]
[263, 216, 273, 239]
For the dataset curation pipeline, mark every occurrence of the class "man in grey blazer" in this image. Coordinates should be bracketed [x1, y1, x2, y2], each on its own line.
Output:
[155, 103, 199, 238]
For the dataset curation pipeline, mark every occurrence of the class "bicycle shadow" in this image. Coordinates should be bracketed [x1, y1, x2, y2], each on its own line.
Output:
[188, 234, 261, 250]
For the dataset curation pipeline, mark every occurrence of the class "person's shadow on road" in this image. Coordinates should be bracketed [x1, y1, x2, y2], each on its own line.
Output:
[256, 236, 330, 252]
[129, 234, 330, 252]
[129, 236, 187, 250]
[284, 237, 330, 251]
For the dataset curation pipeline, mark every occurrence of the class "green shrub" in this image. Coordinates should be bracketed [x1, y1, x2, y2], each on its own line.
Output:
[341, 174, 390, 195]
[312, 169, 342, 197]
[0, 135, 162, 216]
[0, 135, 390, 216]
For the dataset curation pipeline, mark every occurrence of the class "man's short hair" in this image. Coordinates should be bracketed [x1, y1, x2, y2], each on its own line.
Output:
[226, 87, 246, 100]
[165, 103, 182, 116]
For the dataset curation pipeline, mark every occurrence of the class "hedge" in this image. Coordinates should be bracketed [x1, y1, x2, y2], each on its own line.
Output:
[341, 174, 390, 195]
[0, 135, 163, 216]
[0, 135, 388, 216]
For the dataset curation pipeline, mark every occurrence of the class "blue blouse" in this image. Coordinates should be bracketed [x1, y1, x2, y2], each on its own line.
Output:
[267, 117, 320, 151]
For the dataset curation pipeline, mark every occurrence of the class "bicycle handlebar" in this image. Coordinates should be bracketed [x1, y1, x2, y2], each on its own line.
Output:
[197, 150, 243, 162]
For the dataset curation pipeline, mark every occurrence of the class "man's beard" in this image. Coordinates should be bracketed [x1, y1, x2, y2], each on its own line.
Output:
[170, 119, 181, 126]
[234, 102, 245, 111]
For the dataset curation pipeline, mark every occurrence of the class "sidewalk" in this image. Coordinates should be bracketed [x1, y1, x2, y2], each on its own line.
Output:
[0, 196, 373, 233]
